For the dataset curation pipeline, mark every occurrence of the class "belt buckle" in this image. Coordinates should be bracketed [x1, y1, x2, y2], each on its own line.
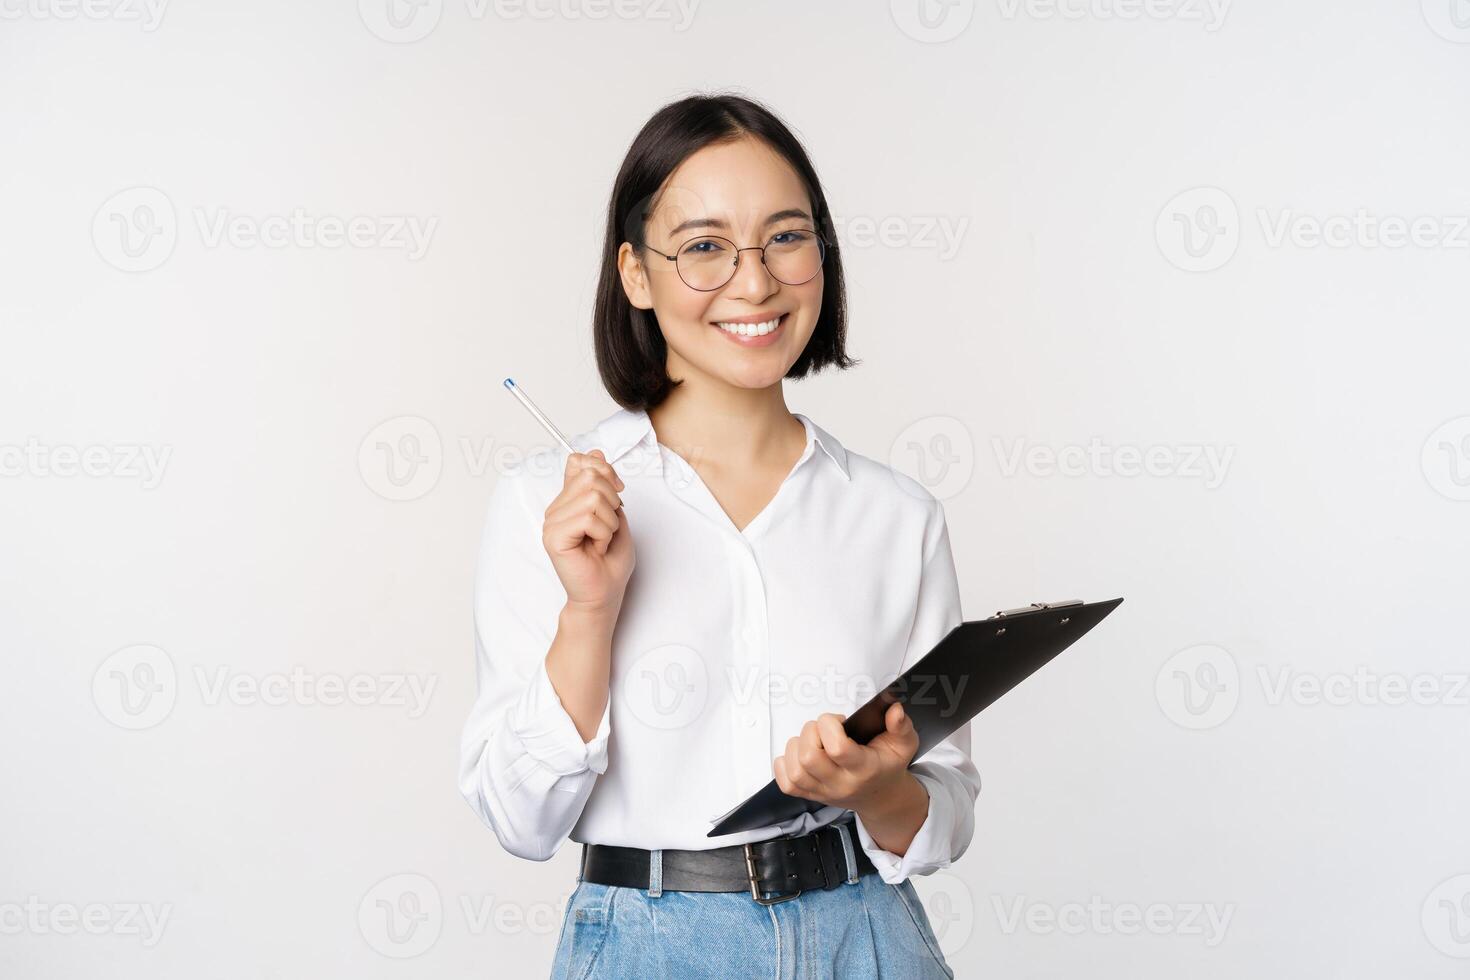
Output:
[743, 842, 802, 906]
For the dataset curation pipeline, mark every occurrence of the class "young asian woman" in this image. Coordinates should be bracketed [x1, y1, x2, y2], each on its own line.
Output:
[458, 93, 975, 980]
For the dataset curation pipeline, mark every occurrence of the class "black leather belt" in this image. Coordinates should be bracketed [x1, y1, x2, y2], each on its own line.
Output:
[579, 816, 877, 906]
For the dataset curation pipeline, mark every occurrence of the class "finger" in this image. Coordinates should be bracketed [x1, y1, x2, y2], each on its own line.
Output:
[815, 713, 860, 769]
[548, 480, 623, 525]
[774, 755, 812, 800]
[564, 466, 624, 511]
[568, 450, 626, 493]
[544, 499, 618, 555]
[875, 703, 919, 765]
[772, 755, 790, 794]
[794, 721, 841, 787]
[585, 449, 625, 490]
[781, 736, 811, 792]
[885, 703, 917, 745]
[581, 456, 626, 500]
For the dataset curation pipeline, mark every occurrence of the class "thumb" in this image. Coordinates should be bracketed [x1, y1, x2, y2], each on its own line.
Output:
[882, 702, 917, 758]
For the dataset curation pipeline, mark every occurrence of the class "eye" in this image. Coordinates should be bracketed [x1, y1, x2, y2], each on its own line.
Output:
[681, 237, 727, 256]
[770, 229, 815, 246]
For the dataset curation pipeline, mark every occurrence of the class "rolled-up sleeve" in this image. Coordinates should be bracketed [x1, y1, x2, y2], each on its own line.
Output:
[457, 463, 612, 862]
[853, 496, 980, 883]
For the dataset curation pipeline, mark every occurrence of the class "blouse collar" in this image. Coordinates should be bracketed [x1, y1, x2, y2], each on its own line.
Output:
[584, 406, 851, 482]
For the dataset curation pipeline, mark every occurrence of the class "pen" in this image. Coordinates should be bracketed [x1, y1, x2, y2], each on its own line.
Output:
[503, 377, 624, 512]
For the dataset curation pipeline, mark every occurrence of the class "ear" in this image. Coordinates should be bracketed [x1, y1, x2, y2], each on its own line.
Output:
[617, 242, 654, 311]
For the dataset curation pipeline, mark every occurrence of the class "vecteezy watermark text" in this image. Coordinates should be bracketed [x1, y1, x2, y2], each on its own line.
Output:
[993, 437, 1235, 489]
[0, 0, 168, 30]
[0, 439, 171, 489]
[358, 0, 701, 43]
[992, 895, 1235, 946]
[0, 898, 172, 947]
[93, 187, 438, 272]
[92, 645, 438, 730]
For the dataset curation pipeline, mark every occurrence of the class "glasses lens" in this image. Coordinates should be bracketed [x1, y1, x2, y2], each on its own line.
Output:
[675, 236, 737, 291]
[671, 231, 826, 291]
[764, 229, 824, 286]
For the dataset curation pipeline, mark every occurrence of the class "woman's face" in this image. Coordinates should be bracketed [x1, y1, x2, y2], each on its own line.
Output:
[618, 136, 824, 392]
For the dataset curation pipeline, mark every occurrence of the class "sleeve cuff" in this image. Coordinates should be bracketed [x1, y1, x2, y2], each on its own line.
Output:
[507, 658, 612, 777]
[852, 772, 954, 884]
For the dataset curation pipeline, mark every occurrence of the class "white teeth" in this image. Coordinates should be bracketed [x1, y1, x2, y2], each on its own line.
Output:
[714, 315, 782, 337]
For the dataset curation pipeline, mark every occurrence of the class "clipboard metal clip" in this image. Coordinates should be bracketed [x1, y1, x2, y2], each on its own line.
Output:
[993, 599, 1084, 618]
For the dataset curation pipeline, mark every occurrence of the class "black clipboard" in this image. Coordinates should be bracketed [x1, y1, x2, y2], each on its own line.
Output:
[706, 597, 1124, 838]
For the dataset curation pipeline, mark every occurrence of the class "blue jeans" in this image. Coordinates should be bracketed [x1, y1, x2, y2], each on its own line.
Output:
[549, 862, 955, 979]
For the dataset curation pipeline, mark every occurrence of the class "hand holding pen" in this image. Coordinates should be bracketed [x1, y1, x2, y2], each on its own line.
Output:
[504, 378, 635, 613]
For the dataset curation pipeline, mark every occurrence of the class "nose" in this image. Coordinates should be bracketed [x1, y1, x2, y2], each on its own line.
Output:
[722, 245, 778, 302]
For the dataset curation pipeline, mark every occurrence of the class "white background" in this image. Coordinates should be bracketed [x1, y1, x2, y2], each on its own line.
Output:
[3, 1, 1469, 976]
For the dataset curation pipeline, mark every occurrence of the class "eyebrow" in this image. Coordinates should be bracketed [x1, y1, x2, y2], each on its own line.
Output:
[667, 208, 813, 238]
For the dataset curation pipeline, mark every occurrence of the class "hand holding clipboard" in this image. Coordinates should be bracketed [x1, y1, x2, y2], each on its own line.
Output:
[707, 597, 1124, 838]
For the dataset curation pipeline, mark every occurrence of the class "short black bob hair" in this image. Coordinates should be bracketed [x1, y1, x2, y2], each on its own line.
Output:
[593, 92, 857, 411]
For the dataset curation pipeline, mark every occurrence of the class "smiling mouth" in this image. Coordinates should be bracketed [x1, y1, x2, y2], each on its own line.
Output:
[710, 312, 787, 338]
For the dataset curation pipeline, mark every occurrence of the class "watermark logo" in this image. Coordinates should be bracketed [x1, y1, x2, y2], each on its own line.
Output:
[0, 898, 173, 947]
[359, 0, 700, 41]
[1157, 649, 1470, 727]
[0, 439, 172, 488]
[890, 0, 975, 43]
[92, 186, 177, 273]
[486, 0, 700, 29]
[0, 0, 169, 30]
[829, 213, 970, 261]
[193, 666, 436, 718]
[620, 643, 707, 730]
[995, 0, 1230, 31]
[1258, 666, 1470, 708]
[912, 871, 978, 956]
[1422, 416, 1470, 502]
[359, 0, 443, 42]
[1156, 186, 1239, 272]
[357, 416, 689, 502]
[993, 437, 1234, 488]
[93, 644, 178, 730]
[1161, 191, 1470, 270]
[192, 208, 436, 258]
[889, 416, 976, 501]
[728, 664, 884, 712]
[358, 874, 578, 952]
[93, 645, 437, 727]
[1423, 875, 1470, 958]
[1421, 0, 1470, 43]
[93, 187, 438, 271]
[993, 894, 1235, 946]
[359, 416, 444, 502]
[1155, 644, 1239, 730]
[359, 873, 442, 958]
[1256, 209, 1470, 251]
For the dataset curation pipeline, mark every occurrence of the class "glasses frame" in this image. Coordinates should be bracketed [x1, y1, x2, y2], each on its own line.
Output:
[644, 229, 831, 292]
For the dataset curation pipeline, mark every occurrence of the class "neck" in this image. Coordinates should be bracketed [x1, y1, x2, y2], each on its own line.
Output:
[648, 382, 804, 470]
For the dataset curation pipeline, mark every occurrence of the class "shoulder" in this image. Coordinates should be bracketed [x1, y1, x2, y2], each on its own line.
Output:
[815, 415, 943, 518]
[805, 414, 948, 550]
[846, 449, 940, 507]
[846, 448, 948, 546]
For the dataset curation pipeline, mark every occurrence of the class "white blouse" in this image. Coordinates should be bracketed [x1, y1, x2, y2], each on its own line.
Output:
[457, 405, 980, 884]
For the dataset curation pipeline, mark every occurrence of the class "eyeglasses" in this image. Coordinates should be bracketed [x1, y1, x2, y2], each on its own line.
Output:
[644, 229, 829, 292]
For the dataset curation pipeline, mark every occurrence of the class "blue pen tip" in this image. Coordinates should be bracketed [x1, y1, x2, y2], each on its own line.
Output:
[503, 377, 514, 387]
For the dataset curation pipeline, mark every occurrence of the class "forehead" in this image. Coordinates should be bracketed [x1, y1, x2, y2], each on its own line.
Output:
[648, 137, 812, 236]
